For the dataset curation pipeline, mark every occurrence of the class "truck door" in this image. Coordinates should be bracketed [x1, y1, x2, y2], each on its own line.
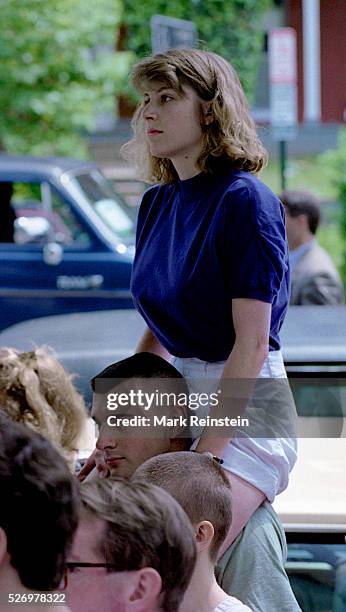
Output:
[0, 178, 132, 330]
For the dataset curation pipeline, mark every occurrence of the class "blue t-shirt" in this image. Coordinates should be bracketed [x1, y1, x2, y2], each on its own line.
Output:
[131, 167, 290, 362]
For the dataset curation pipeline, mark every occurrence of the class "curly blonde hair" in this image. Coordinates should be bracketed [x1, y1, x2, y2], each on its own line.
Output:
[122, 48, 268, 184]
[0, 347, 87, 471]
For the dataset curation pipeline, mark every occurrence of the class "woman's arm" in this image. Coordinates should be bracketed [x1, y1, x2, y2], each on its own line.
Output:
[135, 326, 171, 360]
[195, 298, 270, 542]
[195, 297, 271, 457]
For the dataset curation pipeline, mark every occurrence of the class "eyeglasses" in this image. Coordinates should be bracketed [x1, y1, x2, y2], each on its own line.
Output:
[61, 562, 118, 589]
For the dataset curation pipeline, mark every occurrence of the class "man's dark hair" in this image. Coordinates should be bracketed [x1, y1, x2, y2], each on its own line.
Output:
[280, 190, 320, 234]
[0, 412, 79, 590]
[80, 478, 197, 612]
[133, 451, 232, 561]
[91, 352, 191, 450]
[91, 352, 186, 392]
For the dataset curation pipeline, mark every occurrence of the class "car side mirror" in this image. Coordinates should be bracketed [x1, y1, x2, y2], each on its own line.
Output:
[43, 242, 63, 265]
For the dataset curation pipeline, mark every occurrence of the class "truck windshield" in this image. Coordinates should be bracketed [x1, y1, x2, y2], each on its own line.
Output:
[72, 170, 135, 239]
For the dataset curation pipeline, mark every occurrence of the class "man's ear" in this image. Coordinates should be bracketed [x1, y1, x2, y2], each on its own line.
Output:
[127, 568, 162, 609]
[194, 520, 214, 554]
[0, 527, 8, 565]
[298, 214, 309, 230]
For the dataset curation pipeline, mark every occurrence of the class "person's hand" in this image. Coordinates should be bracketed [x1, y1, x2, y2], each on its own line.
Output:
[77, 449, 111, 481]
[95, 450, 111, 479]
[77, 449, 97, 482]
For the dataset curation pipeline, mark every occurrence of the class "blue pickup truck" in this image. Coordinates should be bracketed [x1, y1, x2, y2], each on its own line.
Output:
[0, 155, 137, 331]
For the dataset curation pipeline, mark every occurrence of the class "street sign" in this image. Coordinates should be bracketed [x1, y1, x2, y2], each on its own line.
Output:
[151, 15, 197, 54]
[269, 28, 298, 141]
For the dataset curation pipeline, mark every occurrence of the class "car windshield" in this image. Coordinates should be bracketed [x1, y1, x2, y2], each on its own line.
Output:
[71, 170, 135, 240]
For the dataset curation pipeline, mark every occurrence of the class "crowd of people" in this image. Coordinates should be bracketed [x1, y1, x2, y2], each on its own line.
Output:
[0, 349, 300, 611]
[1, 46, 344, 611]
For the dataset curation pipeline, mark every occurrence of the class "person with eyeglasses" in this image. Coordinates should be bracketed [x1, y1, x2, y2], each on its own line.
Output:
[0, 412, 78, 611]
[63, 478, 196, 612]
[79, 353, 300, 612]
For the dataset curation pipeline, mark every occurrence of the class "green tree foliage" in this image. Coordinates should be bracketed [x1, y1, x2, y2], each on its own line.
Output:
[319, 130, 346, 284]
[0, 0, 133, 157]
[122, 0, 271, 100]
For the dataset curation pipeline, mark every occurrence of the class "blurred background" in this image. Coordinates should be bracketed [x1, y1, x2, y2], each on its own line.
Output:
[1, 0, 345, 284]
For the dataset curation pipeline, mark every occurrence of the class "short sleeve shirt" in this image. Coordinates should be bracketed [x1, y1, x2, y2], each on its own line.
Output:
[131, 167, 289, 362]
[214, 595, 252, 611]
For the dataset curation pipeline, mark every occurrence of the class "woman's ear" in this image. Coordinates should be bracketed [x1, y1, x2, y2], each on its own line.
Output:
[194, 520, 214, 553]
[201, 102, 214, 125]
[127, 567, 162, 609]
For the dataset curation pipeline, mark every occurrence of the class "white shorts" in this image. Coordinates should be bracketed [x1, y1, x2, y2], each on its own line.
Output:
[172, 351, 298, 502]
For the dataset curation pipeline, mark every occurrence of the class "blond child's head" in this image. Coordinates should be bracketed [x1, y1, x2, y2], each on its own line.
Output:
[0, 346, 87, 471]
